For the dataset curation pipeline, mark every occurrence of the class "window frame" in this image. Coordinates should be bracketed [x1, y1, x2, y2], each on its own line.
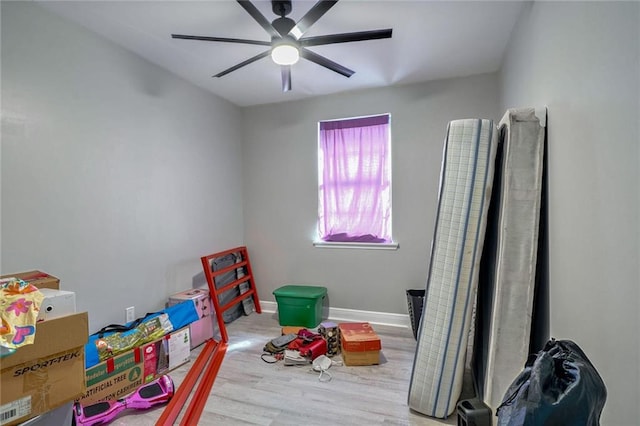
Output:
[314, 113, 398, 250]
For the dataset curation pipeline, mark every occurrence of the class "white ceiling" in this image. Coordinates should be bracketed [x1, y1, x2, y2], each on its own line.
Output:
[38, 0, 527, 107]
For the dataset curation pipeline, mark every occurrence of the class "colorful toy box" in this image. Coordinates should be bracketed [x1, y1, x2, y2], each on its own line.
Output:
[168, 288, 217, 349]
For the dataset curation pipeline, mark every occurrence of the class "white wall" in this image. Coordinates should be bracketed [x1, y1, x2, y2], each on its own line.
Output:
[1, 2, 244, 333]
[242, 73, 500, 316]
[499, 2, 640, 425]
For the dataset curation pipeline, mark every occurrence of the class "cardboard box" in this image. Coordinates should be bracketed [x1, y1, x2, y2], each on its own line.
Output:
[168, 289, 217, 349]
[80, 340, 158, 406]
[339, 322, 381, 366]
[165, 327, 191, 370]
[281, 326, 304, 335]
[0, 312, 88, 426]
[341, 349, 380, 366]
[78, 327, 191, 405]
[0, 271, 59, 290]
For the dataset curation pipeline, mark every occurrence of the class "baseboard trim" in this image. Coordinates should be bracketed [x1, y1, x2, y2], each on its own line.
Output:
[259, 301, 411, 329]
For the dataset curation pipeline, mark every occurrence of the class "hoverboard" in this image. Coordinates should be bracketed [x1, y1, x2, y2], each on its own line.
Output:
[72, 375, 174, 426]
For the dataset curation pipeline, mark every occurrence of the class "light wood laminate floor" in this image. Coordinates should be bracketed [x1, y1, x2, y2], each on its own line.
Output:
[106, 312, 459, 425]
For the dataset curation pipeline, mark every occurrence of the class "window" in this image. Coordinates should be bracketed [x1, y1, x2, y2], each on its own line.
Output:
[317, 114, 393, 246]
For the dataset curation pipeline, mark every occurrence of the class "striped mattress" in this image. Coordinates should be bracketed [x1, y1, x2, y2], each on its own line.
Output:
[408, 118, 498, 418]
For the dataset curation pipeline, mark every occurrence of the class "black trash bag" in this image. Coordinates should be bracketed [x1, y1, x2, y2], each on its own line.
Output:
[497, 338, 606, 426]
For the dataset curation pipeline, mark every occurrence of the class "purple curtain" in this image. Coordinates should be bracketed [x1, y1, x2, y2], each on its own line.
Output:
[318, 115, 391, 243]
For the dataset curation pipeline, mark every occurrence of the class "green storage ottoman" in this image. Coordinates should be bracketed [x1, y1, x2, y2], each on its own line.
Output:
[273, 285, 327, 328]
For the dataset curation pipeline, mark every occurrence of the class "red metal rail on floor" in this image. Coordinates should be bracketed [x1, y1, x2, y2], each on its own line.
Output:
[179, 343, 228, 425]
[155, 339, 227, 425]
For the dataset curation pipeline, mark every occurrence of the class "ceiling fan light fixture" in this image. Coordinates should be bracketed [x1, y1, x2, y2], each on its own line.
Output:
[172, 0, 393, 90]
[271, 43, 299, 65]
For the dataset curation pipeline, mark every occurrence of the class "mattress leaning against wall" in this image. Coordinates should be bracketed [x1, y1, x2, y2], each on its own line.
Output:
[408, 118, 498, 418]
[481, 107, 546, 412]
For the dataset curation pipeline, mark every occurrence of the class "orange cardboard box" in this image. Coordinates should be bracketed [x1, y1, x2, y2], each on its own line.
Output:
[342, 349, 380, 366]
[281, 326, 304, 335]
[338, 322, 381, 352]
[338, 322, 381, 366]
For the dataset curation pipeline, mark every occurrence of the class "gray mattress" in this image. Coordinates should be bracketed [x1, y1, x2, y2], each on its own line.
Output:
[408, 118, 498, 418]
[481, 107, 546, 411]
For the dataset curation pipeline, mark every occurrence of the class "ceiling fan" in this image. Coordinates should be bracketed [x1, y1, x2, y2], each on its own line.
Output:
[171, 0, 392, 92]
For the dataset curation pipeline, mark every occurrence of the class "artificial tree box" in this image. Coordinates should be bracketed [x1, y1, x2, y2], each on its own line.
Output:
[79, 339, 159, 406]
[77, 327, 191, 405]
[0, 312, 88, 426]
[338, 322, 382, 366]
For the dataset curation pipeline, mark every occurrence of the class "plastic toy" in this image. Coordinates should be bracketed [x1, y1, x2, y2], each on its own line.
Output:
[72, 375, 174, 426]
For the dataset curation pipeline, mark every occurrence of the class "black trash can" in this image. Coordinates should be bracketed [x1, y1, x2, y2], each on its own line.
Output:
[406, 289, 425, 340]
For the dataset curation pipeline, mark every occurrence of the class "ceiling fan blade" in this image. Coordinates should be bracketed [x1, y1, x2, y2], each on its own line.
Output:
[214, 50, 271, 78]
[300, 48, 354, 78]
[300, 29, 393, 47]
[281, 66, 292, 92]
[172, 34, 270, 46]
[236, 0, 280, 39]
[288, 0, 338, 39]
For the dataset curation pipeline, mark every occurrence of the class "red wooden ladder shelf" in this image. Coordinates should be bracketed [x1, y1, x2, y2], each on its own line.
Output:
[201, 245, 262, 343]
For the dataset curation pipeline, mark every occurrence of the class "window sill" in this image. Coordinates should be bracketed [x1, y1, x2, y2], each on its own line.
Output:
[313, 241, 399, 250]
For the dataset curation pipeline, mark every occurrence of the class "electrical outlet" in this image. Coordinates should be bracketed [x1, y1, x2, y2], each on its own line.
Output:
[126, 306, 135, 323]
